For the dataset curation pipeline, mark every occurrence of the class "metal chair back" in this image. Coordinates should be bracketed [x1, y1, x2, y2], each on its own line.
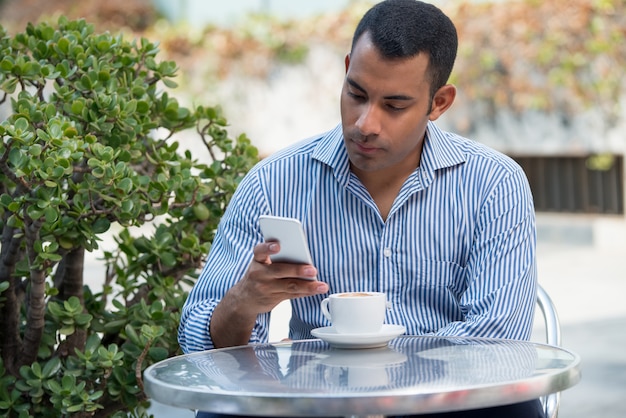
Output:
[536, 284, 562, 418]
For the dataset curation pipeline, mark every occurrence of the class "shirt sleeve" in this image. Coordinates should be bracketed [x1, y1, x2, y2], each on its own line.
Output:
[178, 170, 271, 353]
[435, 166, 538, 340]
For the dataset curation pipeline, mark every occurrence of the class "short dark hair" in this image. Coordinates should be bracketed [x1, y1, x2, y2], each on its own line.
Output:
[351, 0, 458, 97]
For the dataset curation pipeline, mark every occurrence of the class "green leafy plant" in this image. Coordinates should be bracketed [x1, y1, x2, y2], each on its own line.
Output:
[0, 17, 258, 417]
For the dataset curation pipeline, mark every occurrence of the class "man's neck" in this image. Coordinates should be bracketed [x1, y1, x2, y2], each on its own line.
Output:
[352, 163, 418, 221]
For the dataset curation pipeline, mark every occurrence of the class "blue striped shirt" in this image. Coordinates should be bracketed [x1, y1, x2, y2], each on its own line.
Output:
[179, 122, 537, 353]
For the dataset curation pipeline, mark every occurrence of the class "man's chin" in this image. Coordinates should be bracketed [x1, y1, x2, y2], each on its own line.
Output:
[348, 156, 382, 174]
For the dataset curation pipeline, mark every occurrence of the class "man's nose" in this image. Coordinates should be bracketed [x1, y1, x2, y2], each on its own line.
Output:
[355, 105, 382, 136]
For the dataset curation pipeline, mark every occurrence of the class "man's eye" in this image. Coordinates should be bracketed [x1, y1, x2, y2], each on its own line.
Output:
[347, 91, 365, 101]
[386, 103, 406, 111]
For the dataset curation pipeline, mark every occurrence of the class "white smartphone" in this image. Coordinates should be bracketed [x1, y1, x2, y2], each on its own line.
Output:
[258, 215, 316, 280]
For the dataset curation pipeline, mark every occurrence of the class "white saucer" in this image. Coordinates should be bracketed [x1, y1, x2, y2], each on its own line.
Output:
[311, 324, 406, 349]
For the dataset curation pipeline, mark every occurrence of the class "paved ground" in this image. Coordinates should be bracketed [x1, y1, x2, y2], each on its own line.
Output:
[147, 215, 626, 417]
[533, 236, 626, 418]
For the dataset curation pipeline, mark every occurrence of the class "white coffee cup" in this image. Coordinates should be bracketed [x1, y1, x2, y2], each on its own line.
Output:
[320, 291, 386, 334]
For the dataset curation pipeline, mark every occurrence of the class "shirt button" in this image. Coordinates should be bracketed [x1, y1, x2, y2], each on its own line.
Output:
[383, 248, 392, 257]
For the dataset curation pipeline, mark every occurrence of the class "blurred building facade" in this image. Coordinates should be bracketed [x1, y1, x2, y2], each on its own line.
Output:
[151, 0, 354, 27]
[156, 0, 625, 236]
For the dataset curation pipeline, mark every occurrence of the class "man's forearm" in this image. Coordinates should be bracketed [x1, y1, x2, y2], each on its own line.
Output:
[210, 291, 259, 348]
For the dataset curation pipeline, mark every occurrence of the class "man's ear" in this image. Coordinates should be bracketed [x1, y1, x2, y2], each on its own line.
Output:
[344, 54, 350, 73]
[428, 84, 456, 121]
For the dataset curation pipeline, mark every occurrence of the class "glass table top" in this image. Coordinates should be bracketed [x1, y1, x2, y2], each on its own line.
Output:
[144, 336, 581, 416]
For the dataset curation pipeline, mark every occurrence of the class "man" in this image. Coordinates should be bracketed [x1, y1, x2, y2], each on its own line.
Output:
[181, 1, 542, 416]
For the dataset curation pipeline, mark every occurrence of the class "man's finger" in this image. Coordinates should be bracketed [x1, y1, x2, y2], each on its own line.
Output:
[253, 241, 280, 263]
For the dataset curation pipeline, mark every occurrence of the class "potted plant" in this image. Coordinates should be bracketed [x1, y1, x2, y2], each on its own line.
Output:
[0, 17, 258, 417]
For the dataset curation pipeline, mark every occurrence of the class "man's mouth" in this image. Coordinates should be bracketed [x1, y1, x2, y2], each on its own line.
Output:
[354, 141, 379, 154]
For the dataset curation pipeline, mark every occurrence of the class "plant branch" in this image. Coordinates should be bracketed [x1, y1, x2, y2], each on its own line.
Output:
[135, 338, 152, 394]
[35, 80, 46, 102]
[0, 143, 33, 192]
[197, 121, 218, 161]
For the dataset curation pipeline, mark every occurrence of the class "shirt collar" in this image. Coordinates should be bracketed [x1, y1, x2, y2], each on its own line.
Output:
[418, 122, 467, 188]
[311, 122, 466, 189]
[311, 124, 351, 187]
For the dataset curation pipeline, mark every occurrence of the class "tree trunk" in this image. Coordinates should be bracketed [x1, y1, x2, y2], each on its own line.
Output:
[63, 247, 87, 355]
[61, 247, 85, 302]
[58, 247, 87, 355]
[0, 228, 24, 376]
[20, 268, 46, 368]
[19, 217, 47, 368]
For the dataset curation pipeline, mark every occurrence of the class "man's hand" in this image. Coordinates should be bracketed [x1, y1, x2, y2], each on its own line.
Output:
[211, 241, 329, 348]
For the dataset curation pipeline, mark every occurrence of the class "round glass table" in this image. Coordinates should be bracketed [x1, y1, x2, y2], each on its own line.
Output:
[143, 336, 581, 417]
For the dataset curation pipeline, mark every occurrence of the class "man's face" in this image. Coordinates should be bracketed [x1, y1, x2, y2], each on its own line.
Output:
[340, 33, 445, 179]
